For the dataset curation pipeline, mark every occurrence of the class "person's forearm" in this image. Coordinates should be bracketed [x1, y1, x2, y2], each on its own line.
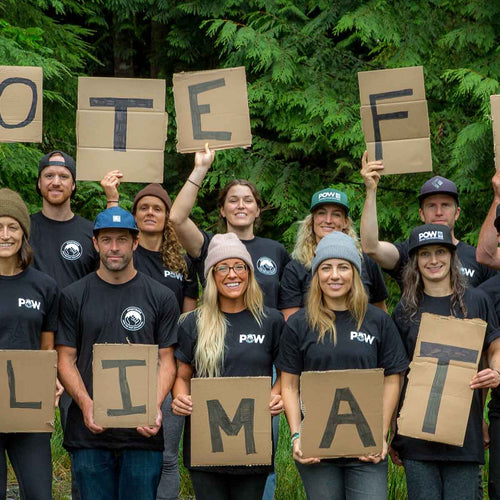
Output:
[271, 371, 281, 396]
[40, 331, 54, 350]
[157, 350, 176, 409]
[172, 375, 191, 398]
[382, 374, 401, 439]
[281, 376, 301, 434]
[477, 197, 500, 268]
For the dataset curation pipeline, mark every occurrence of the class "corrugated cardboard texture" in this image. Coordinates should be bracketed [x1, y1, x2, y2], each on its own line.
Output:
[173, 67, 252, 153]
[0, 350, 56, 432]
[358, 66, 432, 175]
[191, 377, 272, 466]
[76, 77, 167, 182]
[93, 343, 158, 428]
[398, 313, 486, 446]
[300, 369, 384, 458]
[0, 66, 42, 143]
[491, 95, 500, 170]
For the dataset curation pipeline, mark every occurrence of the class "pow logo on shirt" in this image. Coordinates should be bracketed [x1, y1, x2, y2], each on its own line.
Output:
[60, 240, 82, 261]
[257, 257, 277, 276]
[120, 306, 145, 331]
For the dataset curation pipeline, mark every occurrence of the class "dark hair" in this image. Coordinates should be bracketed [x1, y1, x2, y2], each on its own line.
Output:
[19, 235, 33, 270]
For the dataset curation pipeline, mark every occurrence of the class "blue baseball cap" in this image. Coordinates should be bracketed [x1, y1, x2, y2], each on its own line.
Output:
[93, 207, 138, 235]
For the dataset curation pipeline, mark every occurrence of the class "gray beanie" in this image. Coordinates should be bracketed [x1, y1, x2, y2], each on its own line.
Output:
[311, 231, 361, 275]
[204, 233, 254, 278]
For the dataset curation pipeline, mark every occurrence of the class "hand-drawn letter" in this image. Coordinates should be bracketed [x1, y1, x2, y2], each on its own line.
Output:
[7, 360, 41, 409]
[0, 78, 37, 129]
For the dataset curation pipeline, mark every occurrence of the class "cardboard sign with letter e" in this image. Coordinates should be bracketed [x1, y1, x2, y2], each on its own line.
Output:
[358, 66, 432, 175]
[77, 77, 167, 182]
[491, 95, 500, 170]
[0, 66, 42, 143]
[191, 377, 271, 466]
[300, 369, 384, 458]
[0, 350, 56, 432]
[398, 313, 486, 446]
[93, 344, 158, 428]
[173, 67, 252, 153]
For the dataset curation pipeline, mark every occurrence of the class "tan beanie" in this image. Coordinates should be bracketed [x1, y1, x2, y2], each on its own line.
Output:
[204, 233, 254, 278]
[0, 188, 30, 237]
[132, 184, 172, 213]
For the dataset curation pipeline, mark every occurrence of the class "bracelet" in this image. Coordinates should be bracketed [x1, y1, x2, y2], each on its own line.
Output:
[187, 178, 202, 189]
[107, 200, 119, 203]
[291, 432, 300, 446]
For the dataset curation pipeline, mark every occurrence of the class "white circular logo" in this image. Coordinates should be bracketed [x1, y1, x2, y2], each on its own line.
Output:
[60, 240, 82, 261]
[120, 306, 145, 331]
[257, 257, 277, 276]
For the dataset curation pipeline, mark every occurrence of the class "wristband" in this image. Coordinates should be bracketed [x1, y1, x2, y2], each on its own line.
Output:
[291, 432, 300, 446]
[107, 200, 119, 203]
[187, 178, 202, 189]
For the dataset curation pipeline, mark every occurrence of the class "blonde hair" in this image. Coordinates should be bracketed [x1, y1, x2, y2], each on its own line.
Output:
[193, 266, 265, 377]
[292, 213, 361, 270]
[306, 265, 368, 344]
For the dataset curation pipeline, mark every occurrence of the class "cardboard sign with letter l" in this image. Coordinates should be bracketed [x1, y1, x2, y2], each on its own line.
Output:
[398, 313, 486, 446]
[358, 66, 432, 175]
[0, 66, 42, 143]
[173, 67, 252, 153]
[0, 350, 56, 432]
[491, 95, 500, 170]
[77, 77, 167, 183]
[300, 369, 384, 458]
[93, 343, 158, 428]
[191, 376, 271, 466]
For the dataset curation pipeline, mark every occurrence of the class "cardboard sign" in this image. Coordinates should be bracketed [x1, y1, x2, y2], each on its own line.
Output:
[76, 77, 167, 182]
[0, 66, 42, 143]
[358, 66, 432, 175]
[93, 344, 158, 428]
[398, 313, 486, 446]
[300, 369, 384, 458]
[491, 95, 500, 170]
[0, 350, 56, 432]
[191, 377, 271, 466]
[173, 67, 252, 153]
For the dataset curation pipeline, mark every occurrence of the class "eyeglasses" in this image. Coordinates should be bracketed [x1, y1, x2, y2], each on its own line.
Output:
[214, 264, 248, 276]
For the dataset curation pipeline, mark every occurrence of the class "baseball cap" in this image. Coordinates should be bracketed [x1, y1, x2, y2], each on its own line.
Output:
[37, 150, 77, 197]
[93, 207, 138, 235]
[408, 223, 456, 255]
[310, 188, 349, 214]
[418, 176, 459, 206]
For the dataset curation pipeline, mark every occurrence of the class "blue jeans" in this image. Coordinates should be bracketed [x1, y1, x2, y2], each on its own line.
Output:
[295, 459, 387, 500]
[72, 448, 162, 500]
[403, 459, 478, 500]
[262, 366, 279, 500]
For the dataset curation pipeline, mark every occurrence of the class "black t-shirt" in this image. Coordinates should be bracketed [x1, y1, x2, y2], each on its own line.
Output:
[133, 244, 199, 310]
[392, 288, 500, 463]
[175, 307, 284, 473]
[0, 267, 58, 349]
[277, 254, 388, 310]
[192, 231, 290, 309]
[30, 212, 99, 289]
[386, 239, 496, 291]
[56, 271, 179, 452]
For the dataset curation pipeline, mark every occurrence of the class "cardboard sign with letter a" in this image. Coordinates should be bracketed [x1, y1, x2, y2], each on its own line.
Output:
[0, 350, 56, 432]
[93, 344, 158, 428]
[491, 95, 500, 170]
[398, 313, 486, 446]
[191, 377, 271, 466]
[300, 369, 384, 458]
[358, 66, 432, 175]
[0, 66, 42, 143]
[77, 77, 167, 182]
[173, 67, 252, 153]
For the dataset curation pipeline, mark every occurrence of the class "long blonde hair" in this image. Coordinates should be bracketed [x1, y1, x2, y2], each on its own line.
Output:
[193, 266, 265, 377]
[292, 213, 361, 270]
[306, 264, 368, 344]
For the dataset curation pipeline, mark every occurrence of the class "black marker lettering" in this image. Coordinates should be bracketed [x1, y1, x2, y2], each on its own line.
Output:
[0, 78, 37, 128]
[7, 360, 41, 409]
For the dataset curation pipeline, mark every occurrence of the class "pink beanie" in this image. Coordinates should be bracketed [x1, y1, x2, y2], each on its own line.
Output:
[204, 233, 254, 278]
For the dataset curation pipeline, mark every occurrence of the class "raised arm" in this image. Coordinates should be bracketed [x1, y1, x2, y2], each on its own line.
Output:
[360, 151, 400, 270]
[100, 170, 123, 208]
[477, 170, 500, 269]
[169, 144, 215, 258]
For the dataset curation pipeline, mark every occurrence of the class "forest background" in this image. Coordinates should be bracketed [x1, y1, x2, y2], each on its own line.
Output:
[1, 0, 500, 498]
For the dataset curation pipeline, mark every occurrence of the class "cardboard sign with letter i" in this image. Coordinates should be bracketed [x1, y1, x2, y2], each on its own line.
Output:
[358, 66, 432, 175]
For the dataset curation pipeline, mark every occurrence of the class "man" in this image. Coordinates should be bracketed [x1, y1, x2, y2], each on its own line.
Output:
[360, 151, 496, 289]
[56, 207, 179, 499]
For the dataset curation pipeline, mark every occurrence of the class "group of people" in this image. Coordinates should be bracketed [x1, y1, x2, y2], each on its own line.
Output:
[1, 145, 500, 500]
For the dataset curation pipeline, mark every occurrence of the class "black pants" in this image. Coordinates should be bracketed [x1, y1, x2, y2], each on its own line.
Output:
[189, 470, 268, 500]
[0, 432, 52, 500]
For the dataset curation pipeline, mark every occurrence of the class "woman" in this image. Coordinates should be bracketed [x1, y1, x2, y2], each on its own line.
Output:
[391, 223, 500, 500]
[101, 174, 198, 500]
[169, 145, 290, 309]
[279, 187, 388, 320]
[277, 231, 408, 499]
[0, 188, 60, 499]
[171, 233, 284, 500]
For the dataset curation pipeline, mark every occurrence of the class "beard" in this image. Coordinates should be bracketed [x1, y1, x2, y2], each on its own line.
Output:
[100, 252, 133, 272]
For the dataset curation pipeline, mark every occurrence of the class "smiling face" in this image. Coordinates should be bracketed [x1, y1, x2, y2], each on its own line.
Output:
[0, 216, 23, 261]
[317, 258, 353, 310]
[417, 244, 452, 284]
[134, 195, 167, 235]
[220, 185, 260, 231]
[37, 154, 75, 206]
[419, 194, 460, 232]
[213, 258, 249, 305]
[312, 204, 349, 243]
[93, 228, 138, 272]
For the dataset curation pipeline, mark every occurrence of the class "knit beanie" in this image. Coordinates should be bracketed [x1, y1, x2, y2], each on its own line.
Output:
[204, 233, 254, 278]
[132, 184, 172, 214]
[0, 188, 30, 237]
[311, 231, 361, 275]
